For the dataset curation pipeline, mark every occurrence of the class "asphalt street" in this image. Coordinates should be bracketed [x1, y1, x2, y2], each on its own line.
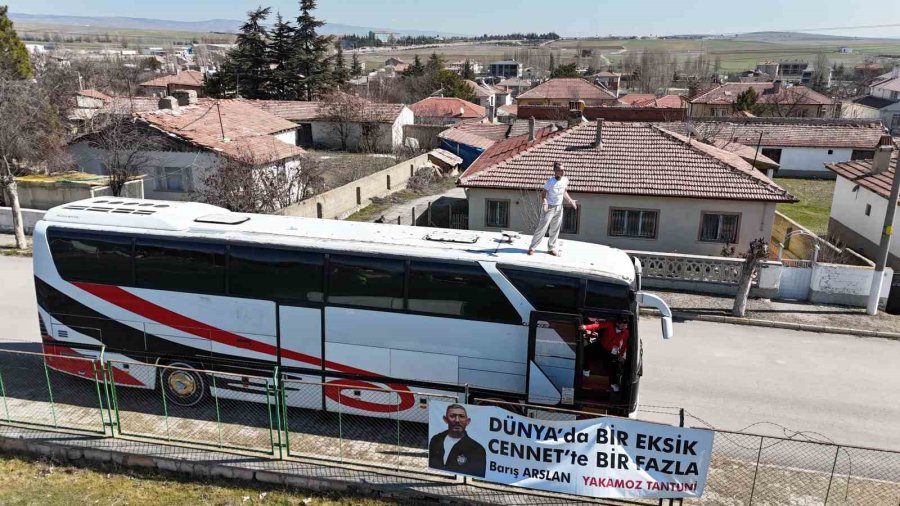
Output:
[2, 255, 899, 452]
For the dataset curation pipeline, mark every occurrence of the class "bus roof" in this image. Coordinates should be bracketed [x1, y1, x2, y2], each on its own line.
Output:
[42, 197, 636, 285]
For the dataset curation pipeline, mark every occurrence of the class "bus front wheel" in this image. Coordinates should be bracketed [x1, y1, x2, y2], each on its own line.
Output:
[161, 362, 207, 406]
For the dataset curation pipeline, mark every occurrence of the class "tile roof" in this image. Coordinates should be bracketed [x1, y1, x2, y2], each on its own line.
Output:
[851, 95, 898, 110]
[619, 94, 685, 108]
[439, 124, 508, 150]
[410, 97, 486, 119]
[707, 139, 780, 169]
[827, 155, 898, 205]
[251, 99, 405, 123]
[460, 126, 561, 179]
[139, 70, 205, 88]
[508, 118, 562, 138]
[464, 80, 495, 98]
[871, 76, 900, 93]
[498, 104, 518, 117]
[657, 118, 887, 149]
[459, 121, 796, 203]
[136, 99, 304, 164]
[689, 82, 833, 106]
[517, 78, 618, 101]
[78, 89, 111, 100]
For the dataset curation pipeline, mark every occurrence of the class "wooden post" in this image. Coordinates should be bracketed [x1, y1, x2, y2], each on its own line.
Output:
[411, 206, 416, 227]
[428, 201, 432, 227]
[397, 215, 401, 225]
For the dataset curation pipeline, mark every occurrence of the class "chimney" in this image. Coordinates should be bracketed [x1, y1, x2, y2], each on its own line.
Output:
[567, 108, 585, 128]
[158, 96, 179, 112]
[172, 89, 198, 106]
[872, 134, 894, 174]
[528, 116, 535, 142]
[772, 80, 783, 93]
[594, 119, 604, 149]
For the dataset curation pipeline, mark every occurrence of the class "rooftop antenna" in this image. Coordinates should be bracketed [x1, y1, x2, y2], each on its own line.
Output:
[216, 102, 227, 142]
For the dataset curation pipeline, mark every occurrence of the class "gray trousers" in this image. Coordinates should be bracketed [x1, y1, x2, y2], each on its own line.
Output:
[529, 205, 563, 252]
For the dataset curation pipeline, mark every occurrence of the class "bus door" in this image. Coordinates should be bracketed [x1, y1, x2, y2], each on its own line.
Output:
[527, 312, 582, 406]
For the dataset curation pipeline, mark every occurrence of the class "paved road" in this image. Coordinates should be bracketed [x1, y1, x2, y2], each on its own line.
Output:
[2, 255, 899, 452]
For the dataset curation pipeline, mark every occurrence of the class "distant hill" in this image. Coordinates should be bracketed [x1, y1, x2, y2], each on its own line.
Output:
[10, 12, 467, 38]
[732, 31, 892, 42]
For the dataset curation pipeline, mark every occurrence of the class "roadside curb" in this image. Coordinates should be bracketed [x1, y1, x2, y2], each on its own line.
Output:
[639, 308, 900, 340]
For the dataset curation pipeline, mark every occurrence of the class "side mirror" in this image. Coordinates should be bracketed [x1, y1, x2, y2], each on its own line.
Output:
[636, 291, 674, 340]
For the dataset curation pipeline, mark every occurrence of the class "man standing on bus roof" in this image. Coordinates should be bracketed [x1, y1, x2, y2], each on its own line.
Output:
[528, 162, 577, 257]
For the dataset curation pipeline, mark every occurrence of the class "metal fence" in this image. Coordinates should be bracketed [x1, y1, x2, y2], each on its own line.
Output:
[0, 348, 898, 505]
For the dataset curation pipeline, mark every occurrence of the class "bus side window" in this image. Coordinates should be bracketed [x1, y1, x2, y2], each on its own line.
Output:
[47, 228, 133, 285]
[408, 261, 520, 323]
[499, 268, 580, 314]
[134, 238, 226, 295]
[229, 246, 324, 302]
[585, 281, 632, 311]
[327, 255, 405, 310]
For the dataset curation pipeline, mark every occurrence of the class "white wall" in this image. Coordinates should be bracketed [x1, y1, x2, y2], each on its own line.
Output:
[0, 207, 46, 234]
[466, 188, 776, 256]
[274, 129, 298, 145]
[391, 108, 415, 150]
[809, 263, 892, 307]
[767, 146, 856, 177]
[829, 175, 900, 262]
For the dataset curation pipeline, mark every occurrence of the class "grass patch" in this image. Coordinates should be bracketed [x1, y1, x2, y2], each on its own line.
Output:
[345, 176, 458, 223]
[0, 452, 391, 506]
[774, 177, 835, 236]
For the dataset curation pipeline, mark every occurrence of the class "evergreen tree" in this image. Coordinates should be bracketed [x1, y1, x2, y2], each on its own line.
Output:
[333, 43, 348, 84]
[0, 6, 32, 79]
[205, 7, 271, 98]
[267, 13, 296, 99]
[735, 87, 758, 112]
[403, 54, 426, 77]
[294, 0, 335, 100]
[461, 59, 475, 80]
[426, 52, 444, 74]
[550, 63, 579, 78]
[549, 53, 555, 72]
[350, 52, 363, 77]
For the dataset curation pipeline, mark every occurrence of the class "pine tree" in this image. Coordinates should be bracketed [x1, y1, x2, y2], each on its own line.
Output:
[333, 43, 348, 85]
[426, 52, 444, 75]
[735, 87, 758, 112]
[0, 6, 33, 79]
[267, 13, 296, 99]
[350, 52, 363, 77]
[549, 53, 555, 72]
[294, 0, 335, 101]
[403, 54, 426, 77]
[461, 59, 475, 80]
[205, 7, 271, 98]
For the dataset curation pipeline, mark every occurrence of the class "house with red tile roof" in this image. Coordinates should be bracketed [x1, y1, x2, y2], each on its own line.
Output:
[139, 70, 206, 97]
[69, 99, 304, 202]
[826, 136, 899, 270]
[516, 78, 619, 107]
[619, 94, 686, 109]
[409, 97, 487, 125]
[463, 80, 512, 114]
[458, 120, 797, 256]
[688, 82, 836, 118]
[658, 117, 889, 177]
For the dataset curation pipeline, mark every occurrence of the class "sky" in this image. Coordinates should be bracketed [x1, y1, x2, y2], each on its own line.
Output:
[8, 0, 900, 38]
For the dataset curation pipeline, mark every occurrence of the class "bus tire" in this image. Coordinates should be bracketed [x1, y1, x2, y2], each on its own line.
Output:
[160, 362, 207, 407]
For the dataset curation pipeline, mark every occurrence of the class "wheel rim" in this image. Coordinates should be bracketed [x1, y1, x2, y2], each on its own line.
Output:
[168, 371, 197, 397]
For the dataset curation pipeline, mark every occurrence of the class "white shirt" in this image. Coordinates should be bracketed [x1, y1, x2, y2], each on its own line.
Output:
[543, 176, 569, 206]
[443, 435, 461, 464]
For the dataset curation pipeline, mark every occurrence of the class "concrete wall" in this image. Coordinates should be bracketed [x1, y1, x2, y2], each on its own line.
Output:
[770, 146, 854, 177]
[466, 188, 776, 256]
[16, 179, 144, 210]
[310, 121, 395, 153]
[809, 263, 893, 307]
[828, 175, 900, 269]
[403, 125, 445, 149]
[689, 103, 834, 118]
[278, 152, 435, 219]
[0, 207, 46, 234]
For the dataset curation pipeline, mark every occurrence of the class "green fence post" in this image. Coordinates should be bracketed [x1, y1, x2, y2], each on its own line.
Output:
[159, 367, 171, 441]
[212, 374, 223, 448]
[265, 367, 278, 458]
[279, 370, 290, 459]
[42, 357, 58, 428]
[0, 366, 9, 423]
[106, 362, 122, 437]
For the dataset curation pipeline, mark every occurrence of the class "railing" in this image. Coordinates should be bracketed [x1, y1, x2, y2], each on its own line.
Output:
[628, 251, 754, 285]
[1, 348, 898, 505]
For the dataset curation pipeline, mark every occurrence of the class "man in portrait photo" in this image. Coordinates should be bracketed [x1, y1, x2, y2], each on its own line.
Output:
[429, 404, 486, 477]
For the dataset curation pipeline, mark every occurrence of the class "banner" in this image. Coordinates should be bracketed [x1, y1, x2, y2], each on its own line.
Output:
[427, 401, 714, 499]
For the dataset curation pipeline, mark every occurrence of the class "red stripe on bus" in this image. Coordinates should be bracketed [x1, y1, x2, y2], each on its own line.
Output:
[72, 282, 416, 410]
[42, 341, 144, 386]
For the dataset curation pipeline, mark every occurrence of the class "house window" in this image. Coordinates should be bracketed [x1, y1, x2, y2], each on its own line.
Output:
[865, 204, 872, 216]
[156, 167, 190, 192]
[760, 148, 782, 163]
[562, 206, 579, 234]
[699, 212, 740, 243]
[609, 209, 658, 239]
[485, 199, 509, 228]
[851, 150, 874, 160]
[827, 149, 834, 155]
[892, 91, 899, 100]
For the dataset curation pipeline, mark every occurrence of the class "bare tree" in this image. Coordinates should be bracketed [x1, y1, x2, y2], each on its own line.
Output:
[319, 91, 372, 151]
[0, 76, 67, 249]
[85, 116, 159, 196]
[194, 148, 324, 214]
[733, 238, 768, 317]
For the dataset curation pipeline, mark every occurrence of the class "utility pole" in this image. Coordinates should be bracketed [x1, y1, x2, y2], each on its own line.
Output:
[866, 135, 898, 315]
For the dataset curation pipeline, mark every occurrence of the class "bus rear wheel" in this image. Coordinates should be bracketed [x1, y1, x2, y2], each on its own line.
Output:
[161, 362, 207, 407]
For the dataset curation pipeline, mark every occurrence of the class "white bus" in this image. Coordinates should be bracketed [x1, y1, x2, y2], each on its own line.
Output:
[32, 197, 672, 419]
